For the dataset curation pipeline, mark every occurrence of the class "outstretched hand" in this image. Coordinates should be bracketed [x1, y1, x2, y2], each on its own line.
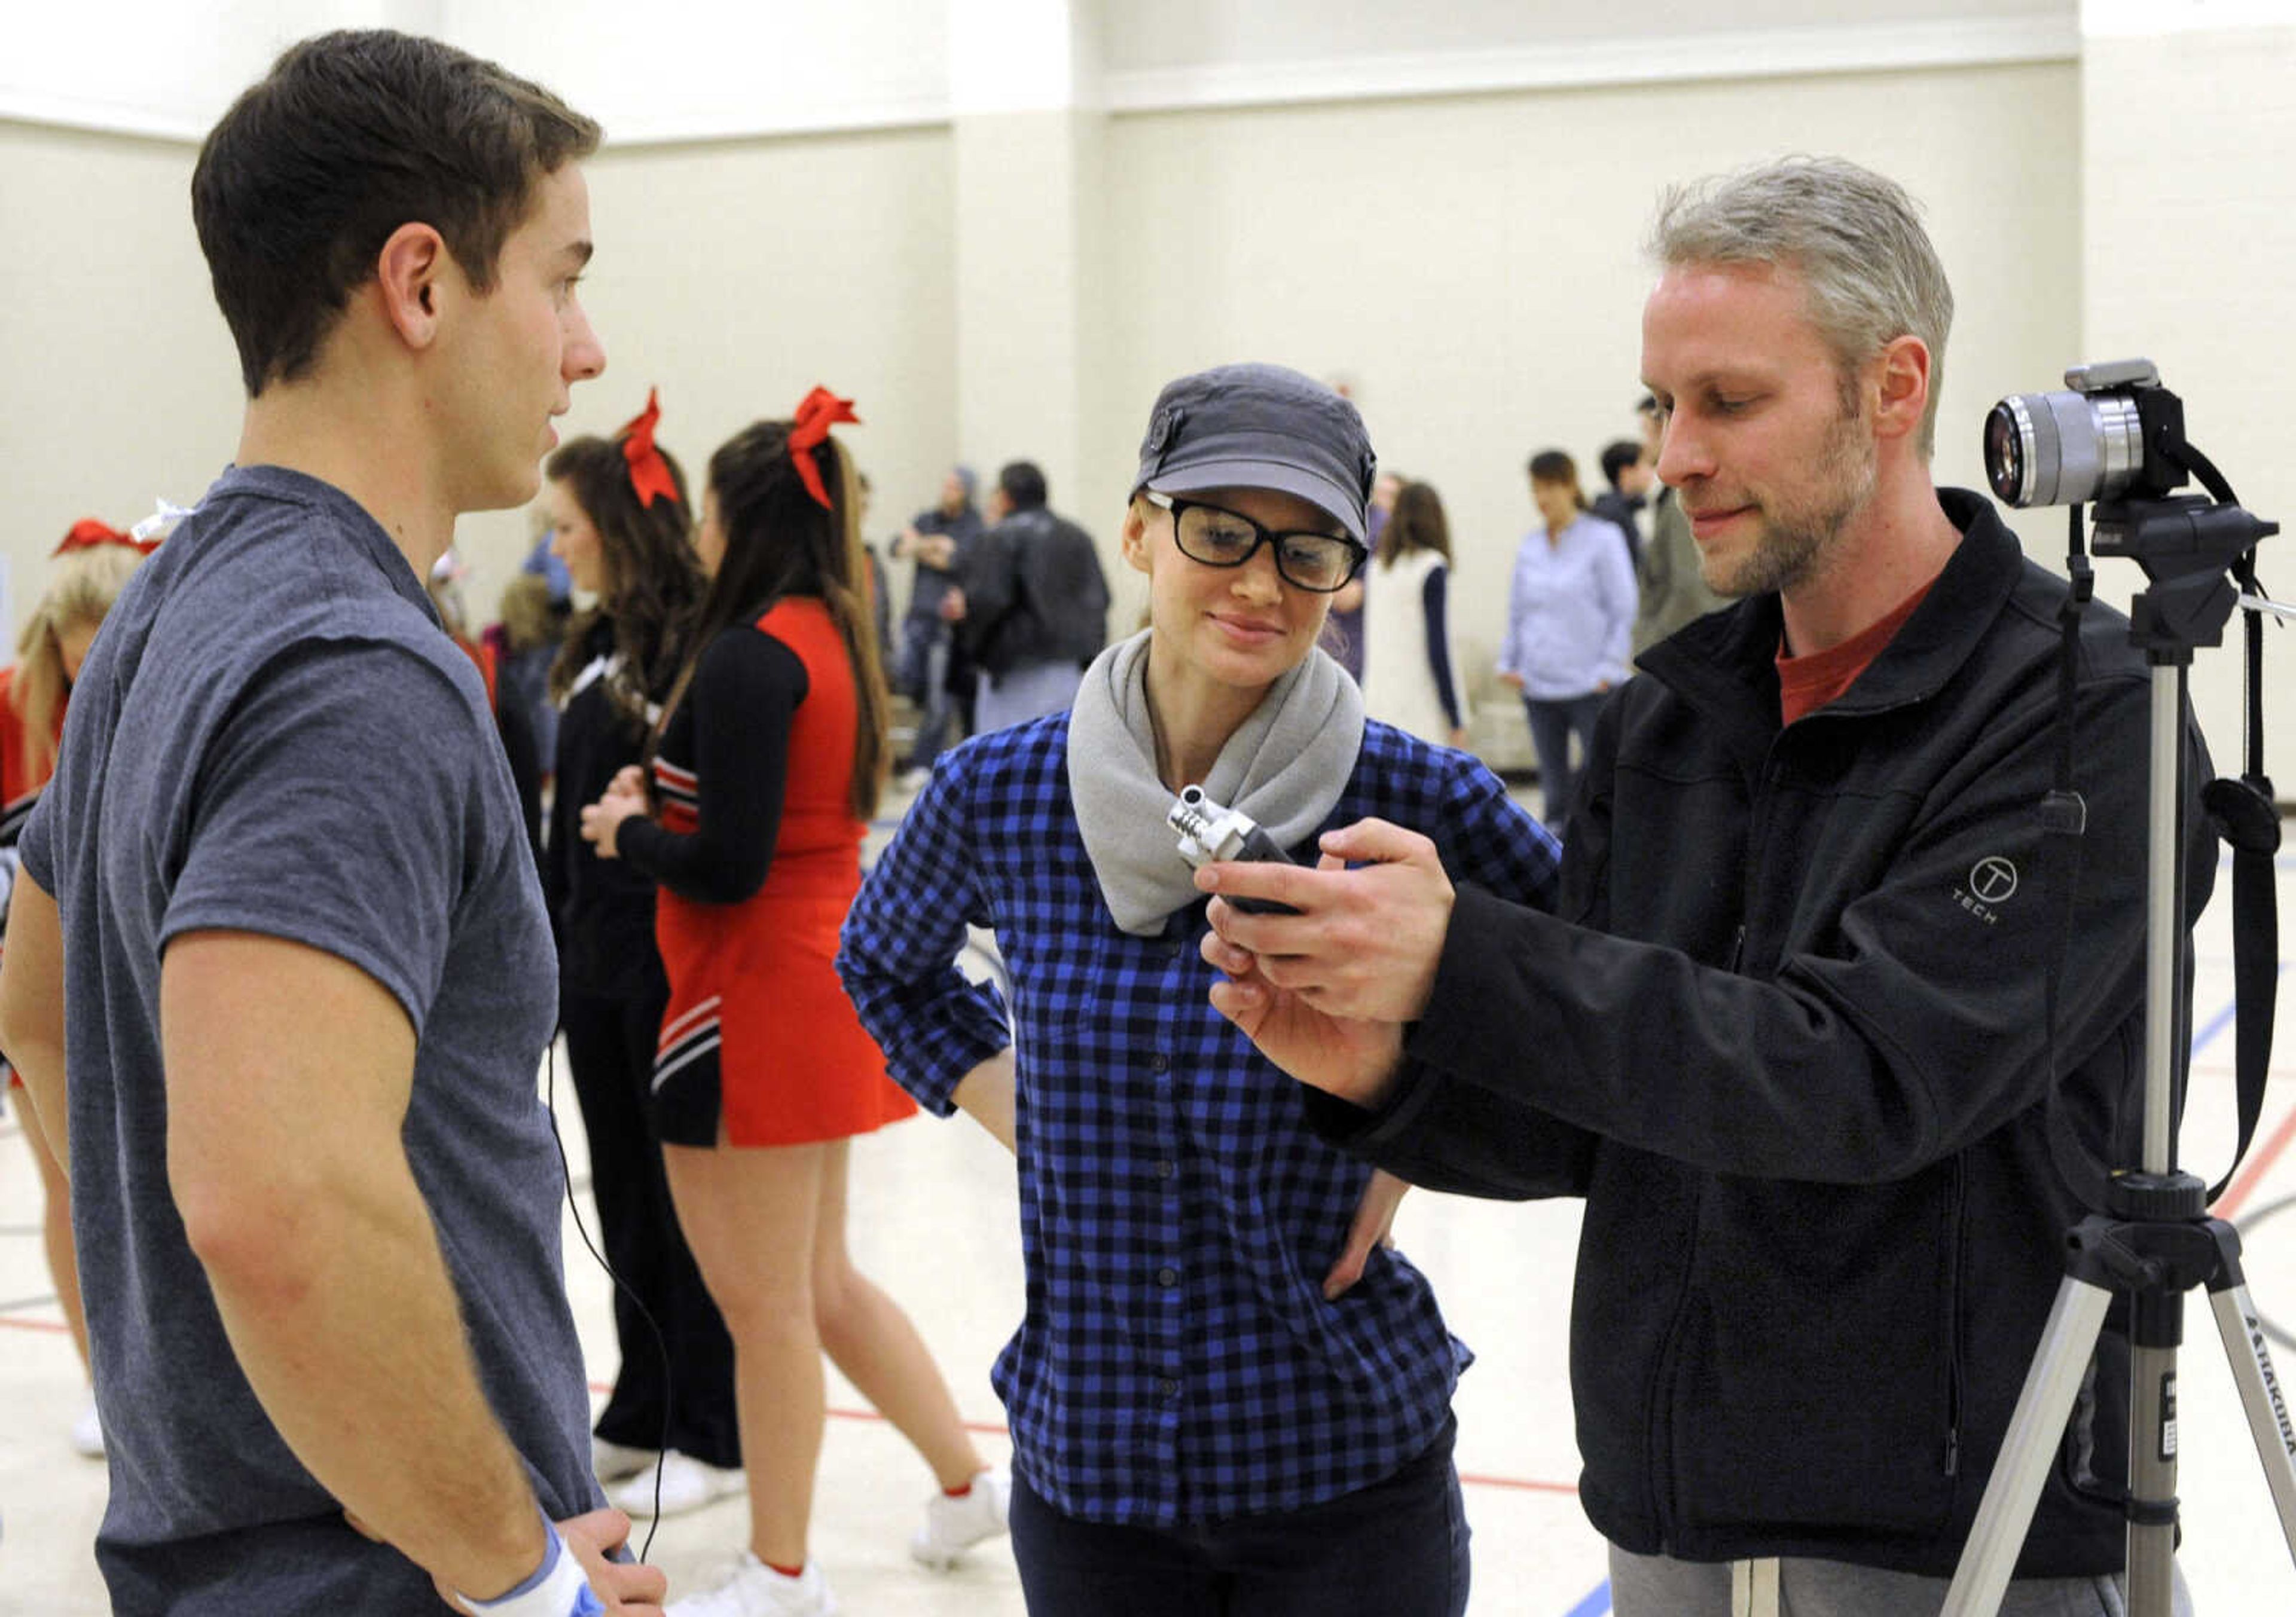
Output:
[1196, 818, 1453, 1107]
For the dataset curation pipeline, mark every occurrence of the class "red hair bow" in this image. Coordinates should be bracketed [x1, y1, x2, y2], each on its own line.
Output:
[53, 518, 158, 559]
[619, 388, 680, 509]
[787, 386, 860, 510]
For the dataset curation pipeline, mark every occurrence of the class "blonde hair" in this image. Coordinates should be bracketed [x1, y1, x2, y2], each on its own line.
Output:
[1648, 155, 1955, 459]
[11, 541, 148, 778]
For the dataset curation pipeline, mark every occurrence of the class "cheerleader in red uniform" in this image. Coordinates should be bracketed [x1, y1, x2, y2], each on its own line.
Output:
[582, 393, 1002, 1617]
[3, 518, 159, 1462]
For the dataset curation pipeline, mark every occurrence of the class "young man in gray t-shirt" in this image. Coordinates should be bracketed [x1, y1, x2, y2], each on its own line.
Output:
[0, 32, 664, 1617]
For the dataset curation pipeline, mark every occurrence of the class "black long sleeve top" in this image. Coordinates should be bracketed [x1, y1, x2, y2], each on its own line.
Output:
[616, 622, 808, 907]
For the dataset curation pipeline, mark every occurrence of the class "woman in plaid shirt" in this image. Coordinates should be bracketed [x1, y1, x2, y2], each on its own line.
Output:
[839, 363, 1561, 1616]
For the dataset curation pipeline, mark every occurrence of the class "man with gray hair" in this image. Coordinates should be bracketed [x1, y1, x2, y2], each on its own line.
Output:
[1192, 156, 2209, 1613]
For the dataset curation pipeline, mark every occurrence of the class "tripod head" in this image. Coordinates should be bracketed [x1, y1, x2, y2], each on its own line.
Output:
[2095, 495, 2277, 662]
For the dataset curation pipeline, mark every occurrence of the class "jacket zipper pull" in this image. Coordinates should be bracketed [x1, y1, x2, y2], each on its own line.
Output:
[1728, 924, 1747, 971]
[1944, 1428, 1960, 1477]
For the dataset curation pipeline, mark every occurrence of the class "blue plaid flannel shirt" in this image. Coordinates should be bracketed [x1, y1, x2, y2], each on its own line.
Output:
[838, 714, 1560, 1526]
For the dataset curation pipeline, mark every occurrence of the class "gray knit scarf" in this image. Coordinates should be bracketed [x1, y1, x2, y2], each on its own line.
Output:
[1065, 629, 1365, 936]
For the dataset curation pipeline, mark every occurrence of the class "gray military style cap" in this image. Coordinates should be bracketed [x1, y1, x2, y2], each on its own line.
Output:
[1131, 363, 1378, 546]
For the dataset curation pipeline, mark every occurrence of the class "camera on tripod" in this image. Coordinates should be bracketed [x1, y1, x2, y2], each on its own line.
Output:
[1943, 362, 2287, 1617]
[1985, 359, 2185, 510]
[1986, 360, 2274, 655]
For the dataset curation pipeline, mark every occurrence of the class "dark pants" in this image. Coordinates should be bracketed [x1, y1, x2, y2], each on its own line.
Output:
[897, 616, 958, 769]
[1523, 690, 1605, 832]
[1009, 1417, 1468, 1617]
[560, 980, 740, 1468]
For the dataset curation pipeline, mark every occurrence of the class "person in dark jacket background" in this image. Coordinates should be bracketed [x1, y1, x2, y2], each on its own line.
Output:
[947, 460, 1109, 733]
[1192, 156, 2210, 1615]
[1588, 437, 1650, 569]
[1631, 392, 1727, 653]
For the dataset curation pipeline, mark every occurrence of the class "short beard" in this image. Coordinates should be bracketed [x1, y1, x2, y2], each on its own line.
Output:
[1704, 395, 1877, 599]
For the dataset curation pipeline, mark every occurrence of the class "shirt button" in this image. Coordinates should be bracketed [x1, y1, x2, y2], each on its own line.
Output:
[1153, 1160, 1176, 1181]
[1156, 1266, 1179, 1288]
[1157, 1378, 1180, 1399]
[1149, 1053, 1170, 1074]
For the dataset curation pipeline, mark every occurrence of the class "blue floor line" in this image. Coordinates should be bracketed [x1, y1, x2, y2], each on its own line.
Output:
[1562, 1579, 1611, 1617]
[2190, 963, 2286, 1059]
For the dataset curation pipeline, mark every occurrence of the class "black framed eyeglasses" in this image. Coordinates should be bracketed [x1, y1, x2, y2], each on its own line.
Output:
[1145, 491, 1367, 594]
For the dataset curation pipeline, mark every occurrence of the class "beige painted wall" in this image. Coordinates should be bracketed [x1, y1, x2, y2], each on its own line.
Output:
[0, 120, 960, 635]
[452, 124, 961, 619]
[1091, 61, 2086, 696]
[2083, 22, 2296, 785]
[0, 121, 243, 630]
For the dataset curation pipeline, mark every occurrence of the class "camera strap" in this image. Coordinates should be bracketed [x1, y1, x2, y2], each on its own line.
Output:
[2167, 443, 2283, 1201]
[2039, 517, 2113, 1213]
[2199, 533, 2278, 1204]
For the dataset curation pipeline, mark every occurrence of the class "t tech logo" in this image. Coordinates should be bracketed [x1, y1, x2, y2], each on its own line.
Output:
[1953, 855, 2019, 925]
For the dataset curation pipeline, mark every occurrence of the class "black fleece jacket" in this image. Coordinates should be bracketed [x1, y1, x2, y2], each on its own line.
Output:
[1312, 490, 2216, 1578]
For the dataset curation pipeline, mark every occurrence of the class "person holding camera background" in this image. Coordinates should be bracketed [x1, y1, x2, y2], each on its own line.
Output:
[838, 362, 1560, 1615]
[1194, 157, 2213, 1615]
[889, 464, 985, 780]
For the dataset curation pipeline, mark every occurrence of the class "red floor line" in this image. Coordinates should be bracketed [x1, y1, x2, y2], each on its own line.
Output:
[1, 1325, 1581, 1497]
[1455, 1471, 1580, 1496]
[2210, 1100, 2296, 1221]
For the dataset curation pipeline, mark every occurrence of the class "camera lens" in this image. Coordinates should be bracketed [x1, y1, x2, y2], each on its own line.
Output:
[1984, 401, 2031, 506]
[1982, 389, 2147, 509]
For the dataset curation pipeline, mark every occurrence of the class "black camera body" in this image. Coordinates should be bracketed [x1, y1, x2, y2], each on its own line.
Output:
[1984, 359, 2190, 511]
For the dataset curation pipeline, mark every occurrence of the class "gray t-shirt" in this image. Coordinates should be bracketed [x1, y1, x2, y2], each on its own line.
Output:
[22, 465, 600, 1614]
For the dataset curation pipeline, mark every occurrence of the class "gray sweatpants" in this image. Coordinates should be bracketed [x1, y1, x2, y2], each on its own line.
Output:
[1608, 1543, 2194, 1617]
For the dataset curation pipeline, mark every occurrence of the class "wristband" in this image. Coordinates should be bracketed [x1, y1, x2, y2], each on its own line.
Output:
[458, 1514, 604, 1617]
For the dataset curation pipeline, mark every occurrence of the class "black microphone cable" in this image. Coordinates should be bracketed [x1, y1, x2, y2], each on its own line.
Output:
[542, 1038, 675, 1564]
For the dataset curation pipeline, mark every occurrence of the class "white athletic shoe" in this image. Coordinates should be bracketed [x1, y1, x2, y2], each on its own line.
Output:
[71, 1398, 105, 1460]
[607, 1450, 746, 1518]
[591, 1436, 660, 1484]
[909, 1466, 1010, 1570]
[667, 1553, 837, 1617]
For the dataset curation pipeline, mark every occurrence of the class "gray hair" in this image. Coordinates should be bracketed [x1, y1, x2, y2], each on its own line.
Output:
[1647, 155, 1955, 460]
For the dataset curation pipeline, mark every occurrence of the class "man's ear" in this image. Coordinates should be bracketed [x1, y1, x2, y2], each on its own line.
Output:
[374, 222, 451, 352]
[1120, 499, 1153, 576]
[1870, 334, 1931, 447]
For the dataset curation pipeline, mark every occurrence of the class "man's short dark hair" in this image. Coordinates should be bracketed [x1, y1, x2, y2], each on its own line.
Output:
[999, 461, 1048, 511]
[1599, 439, 1644, 490]
[192, 29, 602, 397]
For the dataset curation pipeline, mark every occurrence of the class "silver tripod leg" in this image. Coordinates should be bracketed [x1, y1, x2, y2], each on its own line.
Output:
[2208, 1284, 2296, 1558]
[1941, 1277, 2114, 1617]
